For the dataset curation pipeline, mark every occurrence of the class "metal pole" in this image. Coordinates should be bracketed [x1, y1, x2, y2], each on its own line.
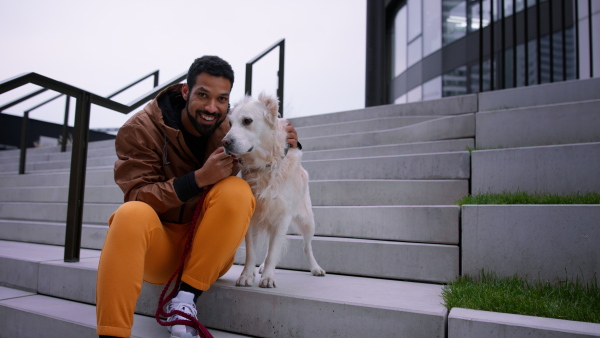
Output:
[64, 91, 91, 262]
[61, 96, 70, 152]
[19, 110, 30, 175]
[277, 40, 285, 117]
[245, 63, 253, 96]
[365, 0, 386, 106]
[589, 0, 594, 77]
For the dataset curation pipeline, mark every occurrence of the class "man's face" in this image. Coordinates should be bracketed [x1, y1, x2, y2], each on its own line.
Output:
[181, 72, 231, 137]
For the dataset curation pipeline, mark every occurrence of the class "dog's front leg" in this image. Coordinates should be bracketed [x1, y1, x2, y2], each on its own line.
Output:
[236, 227, 258, 286]
[259, 216, 291, 288]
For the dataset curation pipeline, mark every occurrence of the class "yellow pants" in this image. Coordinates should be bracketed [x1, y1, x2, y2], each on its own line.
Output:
[96, 176, 255, 337]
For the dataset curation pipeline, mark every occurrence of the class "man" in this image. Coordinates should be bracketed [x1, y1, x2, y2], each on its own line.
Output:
[96, 55, 300, 338]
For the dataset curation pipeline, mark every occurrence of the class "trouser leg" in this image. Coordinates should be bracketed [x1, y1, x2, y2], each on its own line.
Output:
[182, 176, 255, 290]
[96, 201, 186, 337]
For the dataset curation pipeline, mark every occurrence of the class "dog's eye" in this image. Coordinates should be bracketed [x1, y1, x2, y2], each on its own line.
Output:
[243, 118, 253, 126]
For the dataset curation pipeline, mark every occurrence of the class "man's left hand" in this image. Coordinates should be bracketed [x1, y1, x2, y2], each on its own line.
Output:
[286, 122, 300, 148]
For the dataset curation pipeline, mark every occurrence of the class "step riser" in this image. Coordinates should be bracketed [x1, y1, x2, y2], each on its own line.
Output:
[34, 261, 447, 338]
[1, 152, 470, 181]
[310, 180, 469, 206]
[301, 114, 475, 151]
[472, 142, 600, 195]
[303, 139, 474, 160]
[304, 152, 470, 180]
[0, 205, 459, 246]
[476, 100, 600, 149]
[0, 170, 115, 188]
[0, 221, 457, 282]
[297, 116, 438, 138]
[234, 237, 459, 283]
[0, 203, 117, 225]
[0, 180, 468, 206]
[478, 77, 600, 111]
[289, 94, 477, 127]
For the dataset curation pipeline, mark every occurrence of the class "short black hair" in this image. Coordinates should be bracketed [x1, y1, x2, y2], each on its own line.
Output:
[187, 55, 234, 90]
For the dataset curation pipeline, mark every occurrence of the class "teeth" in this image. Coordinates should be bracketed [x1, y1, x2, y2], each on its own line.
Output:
[201, 113, 215, 121]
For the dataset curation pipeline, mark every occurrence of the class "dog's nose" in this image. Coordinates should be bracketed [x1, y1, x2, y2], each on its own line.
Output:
[222, 138, 233, 148]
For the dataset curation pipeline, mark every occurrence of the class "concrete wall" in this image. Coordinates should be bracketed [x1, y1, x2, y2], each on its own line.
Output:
[462, 205, 600, 285]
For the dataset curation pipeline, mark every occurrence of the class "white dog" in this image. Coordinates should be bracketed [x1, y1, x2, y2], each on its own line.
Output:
[222, 93, 326, 288]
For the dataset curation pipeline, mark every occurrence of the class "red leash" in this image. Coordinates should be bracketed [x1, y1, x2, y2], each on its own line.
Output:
[155, 186, 214, 338]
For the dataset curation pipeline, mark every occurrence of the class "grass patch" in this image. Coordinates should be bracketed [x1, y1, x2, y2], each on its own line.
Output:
[456, 191, 600, 206]
[442, 271, 600, 323]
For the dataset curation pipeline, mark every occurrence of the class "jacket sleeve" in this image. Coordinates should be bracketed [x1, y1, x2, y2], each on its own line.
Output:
[113, 121, 185, 215]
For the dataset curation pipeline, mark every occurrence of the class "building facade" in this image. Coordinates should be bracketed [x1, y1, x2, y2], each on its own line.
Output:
[365, 0, 599, 106]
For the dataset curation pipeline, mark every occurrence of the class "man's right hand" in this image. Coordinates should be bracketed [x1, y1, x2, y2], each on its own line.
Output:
[195, 147, 234, 188]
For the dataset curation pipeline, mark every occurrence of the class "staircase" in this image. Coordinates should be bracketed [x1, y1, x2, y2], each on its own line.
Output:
[0, 77, 599, 337]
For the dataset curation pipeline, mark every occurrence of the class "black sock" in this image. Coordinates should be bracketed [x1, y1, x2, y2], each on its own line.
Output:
[99, 336, 121, 338]
[179, 282, 203, 303]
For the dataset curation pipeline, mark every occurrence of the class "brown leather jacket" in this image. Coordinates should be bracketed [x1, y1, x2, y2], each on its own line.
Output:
[114, 84, 232, 224]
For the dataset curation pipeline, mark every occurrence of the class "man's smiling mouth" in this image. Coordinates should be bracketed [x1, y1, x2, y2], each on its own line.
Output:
[200, 112, 217, 122]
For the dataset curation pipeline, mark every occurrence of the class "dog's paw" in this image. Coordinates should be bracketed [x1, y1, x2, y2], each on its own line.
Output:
[311, 267, 326, 277]
[258, 262, 265, 274]
[236, 274, 255, 287]
[258, 276, 277, 288]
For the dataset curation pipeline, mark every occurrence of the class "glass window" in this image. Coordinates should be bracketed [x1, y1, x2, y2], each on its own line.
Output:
[443, 65, 468, 97]
[408, 37, 423, 67]
[407, 85, 423, 102]
[393, 6, 408, 77]
[394, 93, 408, 105]
[423, 76, 442, 101]
[408, 0, 422, 41]
[443, 0, 467, 46]
[423, 0, 442, 56]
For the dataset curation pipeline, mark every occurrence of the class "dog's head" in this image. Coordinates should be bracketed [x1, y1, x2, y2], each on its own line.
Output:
[222, 93, 286, 166]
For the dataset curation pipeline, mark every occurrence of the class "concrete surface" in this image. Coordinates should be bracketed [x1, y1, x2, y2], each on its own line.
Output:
[462, 205, 600, 285]
[476, 99, 600, 148]
[449, 308, 600, 338]
[471, 142, 600, 195]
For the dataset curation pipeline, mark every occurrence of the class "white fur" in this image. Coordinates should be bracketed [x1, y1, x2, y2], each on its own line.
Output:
[223, 93, 326, 288]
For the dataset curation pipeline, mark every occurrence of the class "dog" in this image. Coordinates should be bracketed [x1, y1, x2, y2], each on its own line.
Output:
[222, 93, 326, 288]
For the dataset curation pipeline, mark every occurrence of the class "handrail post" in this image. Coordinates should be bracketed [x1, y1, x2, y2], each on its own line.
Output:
[64, 91, 91, 262]
[61, 96, 70, 152]
[244, 39, 285, 117]
[19, 110, 30, 174]
[277, 39, 285, 117]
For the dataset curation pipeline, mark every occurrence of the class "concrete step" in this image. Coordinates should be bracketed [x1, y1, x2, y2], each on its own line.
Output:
[0, 202, 117, 225]
[302, 138, 473, 160]
[0, 146, 116, 165]
[0, 151, 470, 182]
[234, 235, 458, 283]
[478, 76, 600, 111]
[0, 241, 448, 337]
[476, 99, 600, 149]
[0, 218, 459, 283]
[0, 139, 116, 159]
[310, 179, 468, 206]
[289, 94, 477, 127]
[301, 114, 475, 151]
[0, 168, 115, 188]
[472, 142, 600, 195]
[0, 286, 251, 338]
[0, 204, 459, 247]
[304, 151, 470, 180]
[296, 115, 439, 138]
[0, 179, 468, 206]
[0, 158, 113, 173]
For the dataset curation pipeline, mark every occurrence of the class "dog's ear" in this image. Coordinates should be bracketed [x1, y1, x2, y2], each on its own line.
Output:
[258, 92, 279, 120]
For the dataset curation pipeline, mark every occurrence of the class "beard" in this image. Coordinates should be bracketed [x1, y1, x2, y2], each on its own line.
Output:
[185, 101, 224, 137]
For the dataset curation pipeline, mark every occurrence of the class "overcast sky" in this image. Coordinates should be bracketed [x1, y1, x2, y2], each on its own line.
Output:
[0, 0, 366, 130]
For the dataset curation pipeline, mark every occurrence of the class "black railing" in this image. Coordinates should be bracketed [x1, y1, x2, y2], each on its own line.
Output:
[0, 71, 186, 262]
[245, 38, 285, 117]
[2, 70, 160, 174]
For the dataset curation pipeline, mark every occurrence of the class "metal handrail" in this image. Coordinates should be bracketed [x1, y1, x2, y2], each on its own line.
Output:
[12, 70, 160, 174]
[0, 71, 187, 262]
[245, 38, 285, 116]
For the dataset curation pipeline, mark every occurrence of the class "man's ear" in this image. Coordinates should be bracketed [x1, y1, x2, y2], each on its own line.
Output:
[181, 83, 189, 101]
